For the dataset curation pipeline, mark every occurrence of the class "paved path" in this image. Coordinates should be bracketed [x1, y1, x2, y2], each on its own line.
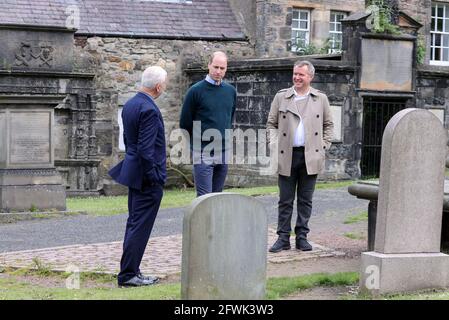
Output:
[0, 229, 346, 278]
[0, 187, 369, 279]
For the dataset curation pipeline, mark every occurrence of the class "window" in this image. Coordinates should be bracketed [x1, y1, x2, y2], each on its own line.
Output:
[329, 11, 346, 53]
[291, 9, 310, 52]
[431, 2, 449, 65]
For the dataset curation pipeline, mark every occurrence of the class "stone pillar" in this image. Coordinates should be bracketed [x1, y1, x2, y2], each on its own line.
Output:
[255, 0, 269, 57]
[181, 193, 267, 300]
[360, 108, 449, 295]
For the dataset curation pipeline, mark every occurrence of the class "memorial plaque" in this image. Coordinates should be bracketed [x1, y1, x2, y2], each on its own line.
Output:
[9, 111, 52, 165]
[0, 25, 74, 72]
[330, 105, 342, 142]
[361, 38, 413, 91]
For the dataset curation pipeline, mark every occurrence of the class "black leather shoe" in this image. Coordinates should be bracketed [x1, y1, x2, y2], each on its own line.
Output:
[296, 238, 312, 251]
[118, 275, 159, 287]
[269, 238, 291, 253]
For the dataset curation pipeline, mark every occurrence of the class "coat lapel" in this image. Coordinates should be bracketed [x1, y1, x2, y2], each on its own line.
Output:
[282, 86, 320, 118]
[283, 87, 299, 117]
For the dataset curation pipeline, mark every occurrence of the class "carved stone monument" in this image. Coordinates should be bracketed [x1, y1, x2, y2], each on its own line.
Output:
[0, 25, 72, 211]
[181, 193, 267, 300]
[359, 109, 449, 295]
[0, 96, 66, 211]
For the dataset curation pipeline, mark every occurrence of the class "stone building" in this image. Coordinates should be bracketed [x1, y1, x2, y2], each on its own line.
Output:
[230, 0, 366, 57]
[1, 0, 448, 195]
[0, 0, 255, 195]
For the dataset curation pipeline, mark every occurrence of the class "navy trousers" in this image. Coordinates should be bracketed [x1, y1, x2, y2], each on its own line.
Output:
[193, 162, 228, 197]
[192, 151, 228, 197]
[118, 184, 163, 284]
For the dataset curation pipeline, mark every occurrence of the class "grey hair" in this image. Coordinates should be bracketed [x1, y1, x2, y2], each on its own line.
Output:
[141, 66, 167, 89]
[294, 60, 315, 77]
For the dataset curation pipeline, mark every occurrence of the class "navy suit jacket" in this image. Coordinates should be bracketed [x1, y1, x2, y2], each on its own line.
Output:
[109, 92, 166, 190]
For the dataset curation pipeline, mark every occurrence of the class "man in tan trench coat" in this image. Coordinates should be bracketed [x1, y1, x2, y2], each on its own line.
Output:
[267, 60, 333, 253]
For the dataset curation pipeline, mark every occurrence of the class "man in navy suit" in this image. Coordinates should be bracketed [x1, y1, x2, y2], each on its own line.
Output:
[109, 66, 167, 287]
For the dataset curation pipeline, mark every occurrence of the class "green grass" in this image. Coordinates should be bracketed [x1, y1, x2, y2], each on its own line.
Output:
[343, 211, 368, 224]
[2, 268, 449, 300]
[0, 267, 180, 300]
[265, 272, 359, 299]
[354, 288, 449, 300]
[67, 181, 355, 216]
[0, 277, 180, 300]
[0, 270, 358, 300]
[386, 290, 449, 300]
[344, 232, 365, 240]
[315, 180, 354, 190]
[67, 196, 129, 216]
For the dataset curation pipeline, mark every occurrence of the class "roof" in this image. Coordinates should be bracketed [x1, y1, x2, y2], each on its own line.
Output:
[341, 11, 371, 22]
[0, 0, 246, 40]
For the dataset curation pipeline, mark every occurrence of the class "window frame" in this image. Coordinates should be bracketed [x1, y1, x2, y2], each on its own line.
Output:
[291, 8, 311, 53]
[430, 2, 449, 66]
[328, 11, 347, 54]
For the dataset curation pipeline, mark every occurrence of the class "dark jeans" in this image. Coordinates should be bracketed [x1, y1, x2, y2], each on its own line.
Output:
[277, 147, 317, 242]
[118, 183, 163, 283]
[193, 161, 228, 197]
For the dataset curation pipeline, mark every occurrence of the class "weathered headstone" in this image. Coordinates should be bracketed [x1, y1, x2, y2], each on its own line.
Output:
[0, 97, 66, 211]
[360, 108, 449, 295]
[181, 193, 267, 300]
[0, 25, 72, 211]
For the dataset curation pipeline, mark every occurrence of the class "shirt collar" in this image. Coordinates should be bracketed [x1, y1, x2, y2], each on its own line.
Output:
[139, 91, 155, 102]
[294, 88, 310, 98]
[205, 75, 221, 86]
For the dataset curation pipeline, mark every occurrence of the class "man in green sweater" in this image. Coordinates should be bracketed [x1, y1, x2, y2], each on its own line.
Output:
[179, 51, 236, 196]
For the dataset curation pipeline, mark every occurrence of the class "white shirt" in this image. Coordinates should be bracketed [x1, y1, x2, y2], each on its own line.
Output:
[292, 89, 310, 147]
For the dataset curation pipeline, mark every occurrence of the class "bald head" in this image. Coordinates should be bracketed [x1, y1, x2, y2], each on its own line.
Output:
[208, 51, 228, 64]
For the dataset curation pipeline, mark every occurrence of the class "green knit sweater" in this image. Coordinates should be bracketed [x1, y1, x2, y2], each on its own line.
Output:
[180, 79, 236, 151]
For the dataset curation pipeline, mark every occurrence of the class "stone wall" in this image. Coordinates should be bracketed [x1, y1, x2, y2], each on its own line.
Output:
[254, 0, 365, 57]
[0, 71, 99, 195]
[287, 0, 366, 47]
[186, 57, 358, 185]
[228, 0, 256, 44]
[398, 0, 438, 65]
[184, 56, 449, 185]
[73, 36, 255, 192]
[69, 1, 449, 193]
[417, 66, 449, 128]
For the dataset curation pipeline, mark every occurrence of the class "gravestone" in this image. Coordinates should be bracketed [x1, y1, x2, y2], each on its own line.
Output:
[0, 96, 66, 211]
[360, 108, 449, 295]
[0, 24, 72, 211]
[181, 193, 267, 300]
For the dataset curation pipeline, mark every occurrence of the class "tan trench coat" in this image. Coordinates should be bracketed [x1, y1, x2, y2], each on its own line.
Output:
[266, 86, 334, 176]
